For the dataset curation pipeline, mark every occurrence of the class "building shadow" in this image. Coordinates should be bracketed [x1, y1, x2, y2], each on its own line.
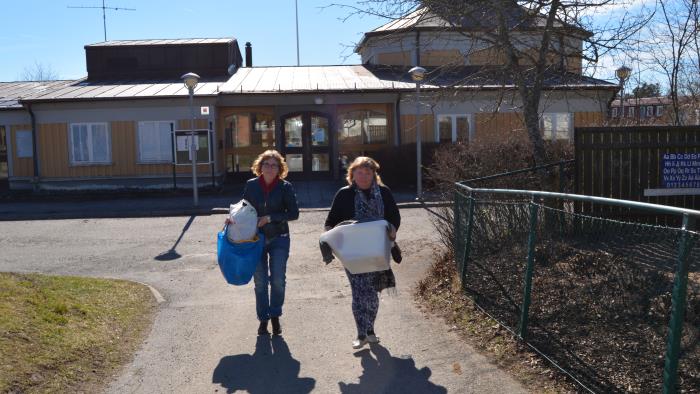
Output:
[154, 214, 195, 261]
[339, 343, 447, 394]
[212, 335, 315, 394]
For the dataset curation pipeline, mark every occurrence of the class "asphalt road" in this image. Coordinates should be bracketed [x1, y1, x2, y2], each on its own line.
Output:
[0, 208, 526, 394]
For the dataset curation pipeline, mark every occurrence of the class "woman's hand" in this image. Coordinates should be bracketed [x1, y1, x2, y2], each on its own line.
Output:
[387, 224, 397, 241]
[257, 215, 271, 228]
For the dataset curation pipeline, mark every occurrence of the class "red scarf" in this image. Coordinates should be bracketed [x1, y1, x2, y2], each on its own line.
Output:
[258, 176, 279, 198]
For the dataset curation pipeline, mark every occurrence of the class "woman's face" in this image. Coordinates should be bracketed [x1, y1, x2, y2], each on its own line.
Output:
[353, 166, 374, 190]
[261, 157, 280, 180]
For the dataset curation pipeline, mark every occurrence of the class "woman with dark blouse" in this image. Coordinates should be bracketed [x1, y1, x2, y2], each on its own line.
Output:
[324, 156, 401, 349]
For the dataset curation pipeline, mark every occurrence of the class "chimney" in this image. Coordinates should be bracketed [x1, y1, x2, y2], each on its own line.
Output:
[245, 42, 253, 67]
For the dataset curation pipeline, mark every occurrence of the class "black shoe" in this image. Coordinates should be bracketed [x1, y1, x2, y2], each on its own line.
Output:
[391, 243, 402, 263]
[258, 320, 269, 335]
[271, 317, 282, 335]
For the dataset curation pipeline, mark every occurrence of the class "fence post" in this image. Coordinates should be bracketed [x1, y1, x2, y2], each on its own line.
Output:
[518, 196, 540, 340]
[453, 189, 462, 272]
[460, 192, 475, 289]
[662, 214, 695, 394]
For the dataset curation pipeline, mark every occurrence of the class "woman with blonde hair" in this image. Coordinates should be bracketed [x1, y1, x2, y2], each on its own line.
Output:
[228, 149, 299, 336]
[324, 156, 401, 349]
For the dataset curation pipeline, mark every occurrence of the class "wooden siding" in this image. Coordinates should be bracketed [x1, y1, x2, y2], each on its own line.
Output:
[468, 47, 582, 74]
[422, 50, 465, 66]
[574, 112, 605, 128]
[400, 114, 435, 144]
[474, 112, 526, 142]
[375, 51, 412, 66]
[10, 124, 33, 177]
[36, 119, 211, 179]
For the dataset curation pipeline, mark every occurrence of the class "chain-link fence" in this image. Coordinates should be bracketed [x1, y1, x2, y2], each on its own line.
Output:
[453, 186, 699, 393]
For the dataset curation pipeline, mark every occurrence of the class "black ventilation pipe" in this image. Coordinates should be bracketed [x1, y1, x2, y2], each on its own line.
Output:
[245, 42, 253, 67]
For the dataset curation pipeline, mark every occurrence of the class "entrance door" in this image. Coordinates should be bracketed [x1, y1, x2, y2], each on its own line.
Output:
[282, 113, 331, 179]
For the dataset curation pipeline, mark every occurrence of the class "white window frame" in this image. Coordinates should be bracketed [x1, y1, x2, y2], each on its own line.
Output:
[646, 106, 654, 117]
[611, 107, 618, 118]
[137, 120, 175, 163]
[541, 113, 573, 140]
[656, 106, 663, 117]
[628, 107, 635, 117]
[434, 114, 474, 142]
[69, 122, 111, 165]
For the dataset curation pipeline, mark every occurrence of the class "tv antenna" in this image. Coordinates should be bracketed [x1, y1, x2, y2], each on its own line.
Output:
[68, 0, 135, 41]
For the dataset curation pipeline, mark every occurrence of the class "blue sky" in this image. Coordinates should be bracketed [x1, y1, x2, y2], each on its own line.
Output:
[0, 0, 385, 81]
[1, 0, 663, 88]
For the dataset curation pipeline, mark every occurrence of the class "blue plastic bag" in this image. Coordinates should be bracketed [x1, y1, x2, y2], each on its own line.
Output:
[216, 225, 264, 285]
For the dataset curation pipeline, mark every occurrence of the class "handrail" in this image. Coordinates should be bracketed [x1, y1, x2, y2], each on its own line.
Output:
[457, 159, 574, 185]
[454, 184, 700, 219]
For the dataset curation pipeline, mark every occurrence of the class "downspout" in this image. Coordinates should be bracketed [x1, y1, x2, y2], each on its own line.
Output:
[395, 93, 402, 146]
[27, 103, 40, 189]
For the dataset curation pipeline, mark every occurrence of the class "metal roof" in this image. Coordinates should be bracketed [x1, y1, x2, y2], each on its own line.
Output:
[219, 65, 616, 94]
[359, 6, 591, 50]
[0, 80, 74, 109]
[85, 38, 235, 47]
[18, 77, 228, 103]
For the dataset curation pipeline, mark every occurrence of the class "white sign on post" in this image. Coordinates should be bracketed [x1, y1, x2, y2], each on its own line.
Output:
[176, 135, 189, 152]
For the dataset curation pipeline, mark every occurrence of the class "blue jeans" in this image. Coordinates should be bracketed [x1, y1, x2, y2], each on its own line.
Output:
[253, 235, 290, 321]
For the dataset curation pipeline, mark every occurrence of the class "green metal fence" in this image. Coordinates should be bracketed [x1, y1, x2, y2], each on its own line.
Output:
[454, 185, 699, 393]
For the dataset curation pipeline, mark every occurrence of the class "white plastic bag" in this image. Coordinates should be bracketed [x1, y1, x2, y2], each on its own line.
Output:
[227, 199, 258, 242]
[319, 219, 391, 274]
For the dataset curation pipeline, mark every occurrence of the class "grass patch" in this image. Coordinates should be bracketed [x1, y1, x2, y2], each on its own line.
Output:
[0, 272, 156, 393]
[415, 253, 578, 393]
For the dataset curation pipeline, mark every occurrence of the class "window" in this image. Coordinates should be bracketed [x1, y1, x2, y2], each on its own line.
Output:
[628, 107, 634, 117]
[541, 113, 572, 140]
[611, 108, 618, 118]
[338, 111, 388, 145]
[69, 123, 110, 164]
[646, 106, 654, 117]
[224, 112, 275, 174]
[436, 114, 472, 142]
[137, 121, 173, 163]
[656, 106, 663, 116]
[15, 130, 33, 158]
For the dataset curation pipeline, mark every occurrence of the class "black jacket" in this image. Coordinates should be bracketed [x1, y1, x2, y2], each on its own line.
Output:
[242, 177, 299, 240]
[324, 184, 401, 230]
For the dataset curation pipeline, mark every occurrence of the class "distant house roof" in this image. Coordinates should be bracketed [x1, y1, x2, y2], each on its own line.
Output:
[0, 81, 74, 110]
[18, 77, 227, 104]
[611, 97, 673, 106]
[220, 64, 616, 94]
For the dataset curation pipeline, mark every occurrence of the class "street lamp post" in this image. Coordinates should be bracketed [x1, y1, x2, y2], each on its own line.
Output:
[181, 72, 200, 207]
[615, 66, 631, 122]
[409, 66, 426, 201]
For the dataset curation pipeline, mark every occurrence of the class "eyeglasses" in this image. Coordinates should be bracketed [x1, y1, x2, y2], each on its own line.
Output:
[262, 162, 279, 168]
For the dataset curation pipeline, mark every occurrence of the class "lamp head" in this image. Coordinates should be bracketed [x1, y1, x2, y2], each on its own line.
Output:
[615, 66, 631, 83]
[408, 66, 427, 82]
[181, 72, 200, 90]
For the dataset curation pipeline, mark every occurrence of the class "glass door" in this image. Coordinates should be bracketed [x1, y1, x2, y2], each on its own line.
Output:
[282, 112, 331, 179]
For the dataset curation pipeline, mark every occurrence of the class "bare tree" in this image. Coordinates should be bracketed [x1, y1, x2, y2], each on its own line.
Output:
[337, 0, 651, 165]
[642, 0, 699, 125]
[19, 61, 59, 81]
